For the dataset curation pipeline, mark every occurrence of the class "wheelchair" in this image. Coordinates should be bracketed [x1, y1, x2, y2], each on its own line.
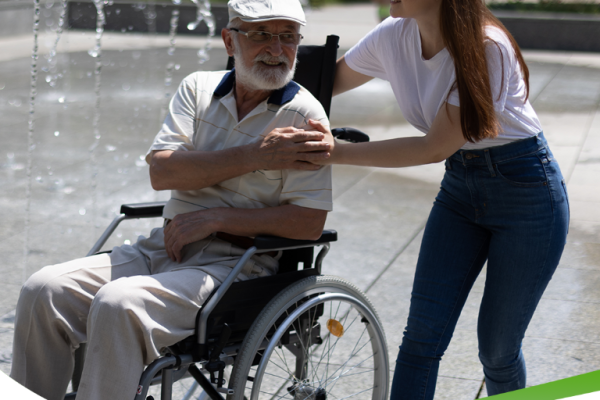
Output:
[65, 35, 389, 400]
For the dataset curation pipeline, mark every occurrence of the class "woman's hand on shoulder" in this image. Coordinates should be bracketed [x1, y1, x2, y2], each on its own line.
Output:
[305, 119, 337, 165]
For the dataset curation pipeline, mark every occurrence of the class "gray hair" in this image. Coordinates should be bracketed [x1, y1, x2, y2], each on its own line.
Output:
[227, 18, 243, 30]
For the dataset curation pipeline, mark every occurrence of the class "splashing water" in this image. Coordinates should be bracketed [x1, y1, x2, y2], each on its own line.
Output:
[6, 153, 25, 171]
[88, 0, 106, 58]
[89, 0, 106, 234]
[188, 0, 215, 64]
[167, 8, 179, 57]
[161, 5, 180, 122]
[144, 3, 158, 34]
[23, 0, 41, 282]
[44, 0, 68, 88]
[165, 8, 179, 90]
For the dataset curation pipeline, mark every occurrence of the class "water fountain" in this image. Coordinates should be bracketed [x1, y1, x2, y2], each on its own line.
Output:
[23, 0, 41, 283]
[18, 0, 221, 287]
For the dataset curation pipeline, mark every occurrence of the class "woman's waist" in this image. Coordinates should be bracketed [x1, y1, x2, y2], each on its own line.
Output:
[449, 132, 548, 165]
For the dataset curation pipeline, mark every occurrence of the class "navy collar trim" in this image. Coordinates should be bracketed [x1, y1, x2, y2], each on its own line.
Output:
[214, 69, 301, 106]
[268, 79, 300, 106]
[214, 70, 236, 97]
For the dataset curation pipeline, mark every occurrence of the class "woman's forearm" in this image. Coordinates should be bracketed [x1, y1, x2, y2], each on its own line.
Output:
[333, 136, 449, 168]
[321, 103, 467, 168]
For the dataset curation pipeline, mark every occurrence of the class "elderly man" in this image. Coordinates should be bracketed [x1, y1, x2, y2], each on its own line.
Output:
[10, 1, 333, 399]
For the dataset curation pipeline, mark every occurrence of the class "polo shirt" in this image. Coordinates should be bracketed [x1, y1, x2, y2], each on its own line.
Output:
[147, 70, 333, 220]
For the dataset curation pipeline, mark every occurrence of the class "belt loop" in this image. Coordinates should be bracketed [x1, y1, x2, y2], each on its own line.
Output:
[484, 149, 496, 177]
[445, 158, 452, 170]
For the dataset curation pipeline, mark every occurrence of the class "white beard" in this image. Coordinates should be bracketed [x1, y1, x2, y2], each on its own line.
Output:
[233, 37, 297, 91]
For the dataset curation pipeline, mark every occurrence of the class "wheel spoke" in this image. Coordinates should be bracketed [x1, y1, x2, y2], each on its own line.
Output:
[274, 346, 295, 379]
[322, 352, 376, 392]
[278, 305, 373, 399]
[315, 311, 363, 385]
[320, 339, 374, 395]
[287, 312, 318, 383]
[263, 371, 296, 383]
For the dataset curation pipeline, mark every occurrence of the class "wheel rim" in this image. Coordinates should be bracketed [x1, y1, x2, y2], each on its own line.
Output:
[247, 293, 388, 400]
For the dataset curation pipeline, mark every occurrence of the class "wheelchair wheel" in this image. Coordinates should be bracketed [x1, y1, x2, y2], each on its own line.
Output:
[228, 276, 389, 400]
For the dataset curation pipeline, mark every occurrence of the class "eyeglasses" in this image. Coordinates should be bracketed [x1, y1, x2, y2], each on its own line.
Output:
[230, 28, 303, 45]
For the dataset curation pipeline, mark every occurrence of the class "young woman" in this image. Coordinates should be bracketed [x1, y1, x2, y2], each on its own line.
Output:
[307, 0, 570, 398]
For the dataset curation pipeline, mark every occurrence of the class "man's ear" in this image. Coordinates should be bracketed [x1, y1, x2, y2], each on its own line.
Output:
[222, 28, 235, 57]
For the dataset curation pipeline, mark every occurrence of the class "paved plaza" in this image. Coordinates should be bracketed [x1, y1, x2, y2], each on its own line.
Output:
[0, 4, 599, 399]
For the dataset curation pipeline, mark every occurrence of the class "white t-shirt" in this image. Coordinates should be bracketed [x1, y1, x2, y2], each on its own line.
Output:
[147, 70, 333, 220]
[345, 17, 542, 150]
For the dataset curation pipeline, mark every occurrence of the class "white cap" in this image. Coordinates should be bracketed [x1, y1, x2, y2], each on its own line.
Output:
[228, 0, 306, 26]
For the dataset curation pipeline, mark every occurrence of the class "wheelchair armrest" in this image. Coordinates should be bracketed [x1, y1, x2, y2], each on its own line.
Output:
[120, 201, 166, 218]
[253, 229, 337, 250]
[331, 127, 370, 143]
[87, 202, 167, 256]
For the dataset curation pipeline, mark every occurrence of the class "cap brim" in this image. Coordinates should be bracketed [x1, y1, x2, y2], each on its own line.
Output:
[237, 16, 306, 26]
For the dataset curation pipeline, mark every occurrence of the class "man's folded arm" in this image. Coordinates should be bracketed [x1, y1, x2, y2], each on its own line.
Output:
[163, 205, 328, 262]
[148, 129, 332, 191]
[149, 148, 257, 191]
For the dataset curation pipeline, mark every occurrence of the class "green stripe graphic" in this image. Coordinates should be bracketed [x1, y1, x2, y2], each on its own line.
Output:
[488, 370, 600, 399]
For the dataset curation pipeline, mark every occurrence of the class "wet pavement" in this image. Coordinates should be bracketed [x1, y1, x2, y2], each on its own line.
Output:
[1, 3, 600, 399]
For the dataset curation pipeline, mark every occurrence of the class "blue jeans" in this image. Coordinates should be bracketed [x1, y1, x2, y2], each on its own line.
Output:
[390, 133, 569, 399]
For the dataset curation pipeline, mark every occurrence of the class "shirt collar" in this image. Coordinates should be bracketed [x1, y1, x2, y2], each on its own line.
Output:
[213, 69, 301, 106]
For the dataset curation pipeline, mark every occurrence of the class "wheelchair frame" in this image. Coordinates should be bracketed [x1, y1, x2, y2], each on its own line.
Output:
[66, 203, 389, 400]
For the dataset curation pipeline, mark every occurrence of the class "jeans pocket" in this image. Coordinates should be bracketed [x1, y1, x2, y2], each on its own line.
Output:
[495, 153, 548, 188]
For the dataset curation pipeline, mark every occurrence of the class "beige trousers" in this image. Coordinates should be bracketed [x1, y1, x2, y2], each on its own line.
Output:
[10, 228, 278, 400]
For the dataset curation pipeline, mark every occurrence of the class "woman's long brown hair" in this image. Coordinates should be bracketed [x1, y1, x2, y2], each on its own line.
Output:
[440, 0, 529, 142]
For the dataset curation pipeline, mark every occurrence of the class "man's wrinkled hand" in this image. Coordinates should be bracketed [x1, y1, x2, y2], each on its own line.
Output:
[163, 210, 217, 263]
[253, 125, 331, 171]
